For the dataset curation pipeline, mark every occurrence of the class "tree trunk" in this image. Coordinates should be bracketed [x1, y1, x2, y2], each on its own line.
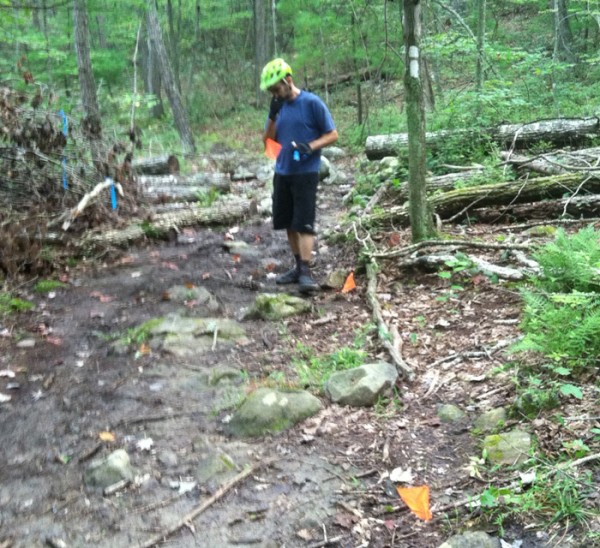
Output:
[254, 0, 270, 106]
[142, 28, 165, 119]
[403, 0, 435, 241]
[73, 0, 105, 173]
[166, 0, 181, 92]
[476, 0, 486, 90]
[553, 0, 576, 62]
[365, 117, 600, 160]
[147, 0, 196, 153]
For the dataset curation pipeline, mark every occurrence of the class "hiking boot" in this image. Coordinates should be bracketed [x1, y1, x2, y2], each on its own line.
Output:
[298, 273, 320, 293]
[276, 267, 300, 285]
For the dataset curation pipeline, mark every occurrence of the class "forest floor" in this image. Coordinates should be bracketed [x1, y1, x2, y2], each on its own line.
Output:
[0, 155, 598, 548]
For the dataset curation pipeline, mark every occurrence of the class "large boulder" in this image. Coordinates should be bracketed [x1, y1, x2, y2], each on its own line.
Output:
[325, 362, 398, 407]
[228, 387, 322, 437]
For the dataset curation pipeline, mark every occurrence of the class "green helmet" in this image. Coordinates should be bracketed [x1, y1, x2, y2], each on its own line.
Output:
[260, 58, 292, 91]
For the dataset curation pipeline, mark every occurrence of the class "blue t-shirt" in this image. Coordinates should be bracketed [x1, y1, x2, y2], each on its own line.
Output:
[272, 90, 336, 175]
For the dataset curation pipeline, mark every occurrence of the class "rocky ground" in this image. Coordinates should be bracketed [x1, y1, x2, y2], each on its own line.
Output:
[0, 153, 598, 548]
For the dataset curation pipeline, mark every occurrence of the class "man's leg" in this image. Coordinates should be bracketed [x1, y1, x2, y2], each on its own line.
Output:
[275, 229, 302, 285]
[296, 232, 319, 292]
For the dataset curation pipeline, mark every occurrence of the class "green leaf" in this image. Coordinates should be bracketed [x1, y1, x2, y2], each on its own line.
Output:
[553, 366, 572, 376]
[438, 271, 452, 279]
[559, 384, 583, 399]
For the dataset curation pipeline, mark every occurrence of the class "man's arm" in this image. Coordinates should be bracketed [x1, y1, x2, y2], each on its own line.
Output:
[306, 129, 339, 152]
[262, 119, 277, 144]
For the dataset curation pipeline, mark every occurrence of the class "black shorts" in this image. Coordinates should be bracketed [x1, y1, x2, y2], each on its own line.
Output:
[272, 172, 319, 234]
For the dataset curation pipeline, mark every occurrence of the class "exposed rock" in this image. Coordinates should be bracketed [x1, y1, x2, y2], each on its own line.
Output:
[157, 450, 178, 468]
[322, 269, 348, 290]
[244, 293, 311, 321]
[84, 449, 134, 490]
[438, 531, 501, 548]
[149, 315, 248, 358]
[378, 156, 401, 181]
[319, 156, 331, 181]
[483, 429, 532, 465]
[228, 387, 322, 437]
[322, 146, 346, 160]
[474, 407, 507, 433]
[325, 362, 398, 407]
[166, 285, 219, 313]
[437, 404, 466, 423]
[222, 240, 263, 261]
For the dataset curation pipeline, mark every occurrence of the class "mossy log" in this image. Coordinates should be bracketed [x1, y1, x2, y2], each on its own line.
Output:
[132, 154, 180, 175]
[365, 118, 600, 160]
[80, 197, 255, 249]
[369, 173, 599, 226]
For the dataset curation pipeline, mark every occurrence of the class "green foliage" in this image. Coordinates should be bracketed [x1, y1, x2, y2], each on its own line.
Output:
[121, 318, 162, 347]
[478, 468, 594, 533]
[33, 280, 67, 293]
[514, 289, 600, 368]
[532, 226, 600, 292]
[0, 293, 34, 315]
[196, 188, 220, 207]
[292, 323, 375, 390]
[293, 343, 367, 390]
[511, 227, 600, 371]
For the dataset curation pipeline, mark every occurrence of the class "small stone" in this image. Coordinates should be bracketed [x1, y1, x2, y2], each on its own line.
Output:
[437, 404, 466, 423]
[483, 429, 532, 465]
[473, 408, 507, 433]
[17, 339, 36, 348]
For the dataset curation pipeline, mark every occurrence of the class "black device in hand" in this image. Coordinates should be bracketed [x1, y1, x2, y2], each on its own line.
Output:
[268, 97, 283, 121]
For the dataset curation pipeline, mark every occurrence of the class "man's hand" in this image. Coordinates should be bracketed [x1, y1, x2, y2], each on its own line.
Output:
[294, 142, 312, 155]
[268, 97, 283, 121]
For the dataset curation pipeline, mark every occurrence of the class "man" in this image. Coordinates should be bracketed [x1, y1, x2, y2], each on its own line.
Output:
[260, 58, 339, 293]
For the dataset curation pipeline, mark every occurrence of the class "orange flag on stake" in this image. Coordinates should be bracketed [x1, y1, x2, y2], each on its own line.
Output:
[341, 271, 356, 293]
[396, 485, 433, 521]
[264, 138, 282, 159]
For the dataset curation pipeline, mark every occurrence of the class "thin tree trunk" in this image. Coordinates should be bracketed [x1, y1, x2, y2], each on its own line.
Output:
[254, 0, 269, 106]
[403, 0, 435, 241]
[147, 0, 196, 153]
[143, 27, 165, 118]
[476, 0, 486, 90]
[166, 0, 181, 92]
[73, 0, 105, 173]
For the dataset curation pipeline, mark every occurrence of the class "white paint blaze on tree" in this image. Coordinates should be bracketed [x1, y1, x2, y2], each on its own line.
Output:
[403, 0, 435, 242]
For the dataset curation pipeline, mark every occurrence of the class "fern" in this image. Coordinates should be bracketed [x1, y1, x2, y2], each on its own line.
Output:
[533, 226, 600, 292]
[514, 289, 600, 369]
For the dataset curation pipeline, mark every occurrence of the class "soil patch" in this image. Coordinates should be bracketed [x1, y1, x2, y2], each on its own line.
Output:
[0, 168, 596, 548]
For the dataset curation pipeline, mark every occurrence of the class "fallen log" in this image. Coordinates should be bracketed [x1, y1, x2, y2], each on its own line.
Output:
[365, 117, 600, 160]
[80, 196, 255, 249]
[367, 172, 600, 226]
[472, 194, 600, 223]
[132, 154, 180, 175]
[501, 147, 600, 176]
[137, 173, 231, 202]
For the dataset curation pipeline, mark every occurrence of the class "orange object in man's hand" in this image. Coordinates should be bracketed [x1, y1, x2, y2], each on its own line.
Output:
[265, 138, 282, 159]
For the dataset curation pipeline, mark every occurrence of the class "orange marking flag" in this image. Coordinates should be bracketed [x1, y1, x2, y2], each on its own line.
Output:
[341, 272, 356, 293]
[396, 485, 433, 521]
[265, 138, 282, 159]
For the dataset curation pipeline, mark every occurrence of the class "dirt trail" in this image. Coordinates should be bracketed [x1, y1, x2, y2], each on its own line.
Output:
[0, 175, 551, 548]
